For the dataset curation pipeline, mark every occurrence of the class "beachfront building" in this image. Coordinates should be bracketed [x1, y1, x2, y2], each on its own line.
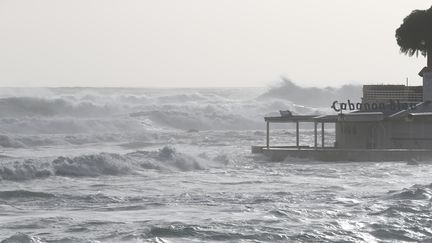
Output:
[336, 84, 432, 149]
[253, 72, 432, 161]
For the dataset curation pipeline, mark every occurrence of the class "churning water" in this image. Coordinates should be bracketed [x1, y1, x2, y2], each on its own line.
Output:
[0, 86, 431, 243]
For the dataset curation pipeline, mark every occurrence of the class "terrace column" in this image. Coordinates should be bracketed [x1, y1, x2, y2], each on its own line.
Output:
[321, 123, 325, 148]
[296, 121, 300, 148]
[266, 121, 270, 149]
[314, 122, 318, 148]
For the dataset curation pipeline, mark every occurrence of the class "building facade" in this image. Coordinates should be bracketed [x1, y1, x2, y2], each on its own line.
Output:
[336, 84, 432, 149]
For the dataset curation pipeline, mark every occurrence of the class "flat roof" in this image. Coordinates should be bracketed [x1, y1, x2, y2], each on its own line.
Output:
[264, 115, 338, 123]
[264, 113, 383, 123]
[264, 103, 432, 124]
[264, 115, 316, 123]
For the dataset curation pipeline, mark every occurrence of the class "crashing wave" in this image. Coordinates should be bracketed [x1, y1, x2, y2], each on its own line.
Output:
[0, 159, 52, 181]
[0, 146, 226, 181]
[387, 184, 432, 200]
[0, 85, 342, 133]
[52, 153, 132, 177]
[258, 77, 361, 107]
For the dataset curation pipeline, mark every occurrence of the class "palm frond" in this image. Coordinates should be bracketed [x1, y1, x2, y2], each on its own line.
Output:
[395, 6, 432, 61]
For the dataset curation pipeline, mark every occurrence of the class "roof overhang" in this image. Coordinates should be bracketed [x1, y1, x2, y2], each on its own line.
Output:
[264, 114, 338, 123]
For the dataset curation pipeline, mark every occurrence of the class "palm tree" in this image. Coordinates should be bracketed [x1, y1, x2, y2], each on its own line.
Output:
[396, 6, 432, 75]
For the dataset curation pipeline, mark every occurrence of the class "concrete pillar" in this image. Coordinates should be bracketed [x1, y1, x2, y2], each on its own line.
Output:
[314, 122, 317, 148]
[321, 123, 325, 148]
[266, 121, 270, 149]
[423, 72, 432, 102]
[296, 121, 299, 148]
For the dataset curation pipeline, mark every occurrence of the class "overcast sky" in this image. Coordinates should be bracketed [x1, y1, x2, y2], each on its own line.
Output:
[0, 0, 431, 87]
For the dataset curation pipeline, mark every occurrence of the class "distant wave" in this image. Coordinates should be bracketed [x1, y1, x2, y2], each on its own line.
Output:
[0, 133, 130, 148]
[0, 85, 345, 134]
[0, 97, 117, 117]
[258, 77, 362, 107]
[0, 117, 143, 136]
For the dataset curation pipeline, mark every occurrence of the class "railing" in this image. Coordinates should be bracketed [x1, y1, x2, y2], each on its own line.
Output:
[363, 91, 422, 102]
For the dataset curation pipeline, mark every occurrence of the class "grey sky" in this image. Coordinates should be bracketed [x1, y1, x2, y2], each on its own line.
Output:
[0, 0, 431, 87]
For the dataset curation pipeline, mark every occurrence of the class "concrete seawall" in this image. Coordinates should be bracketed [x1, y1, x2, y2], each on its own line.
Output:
[252, 146, 432, 162]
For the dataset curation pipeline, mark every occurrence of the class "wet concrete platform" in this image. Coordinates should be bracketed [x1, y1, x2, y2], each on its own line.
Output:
[252, 146, 432, 162]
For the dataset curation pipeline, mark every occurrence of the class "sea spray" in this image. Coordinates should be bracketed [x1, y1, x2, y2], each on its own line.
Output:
[0, 146, 228, 181]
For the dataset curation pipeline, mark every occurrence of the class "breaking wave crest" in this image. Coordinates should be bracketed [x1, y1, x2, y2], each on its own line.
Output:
[0, 147, 226, 181]
[388, 184, 432, 200]
[258, 77, 361, 107]
[0, 85, 337, 134]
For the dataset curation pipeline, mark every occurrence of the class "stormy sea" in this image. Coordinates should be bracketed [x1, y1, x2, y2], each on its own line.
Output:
[1, 81, 432, 242]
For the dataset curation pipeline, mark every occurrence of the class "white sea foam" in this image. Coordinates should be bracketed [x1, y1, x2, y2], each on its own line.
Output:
[2, 85, 431, 243]
[0, 146, 228, 180]
[0, 85, 328, 137]
[0, 233, 44, 243]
